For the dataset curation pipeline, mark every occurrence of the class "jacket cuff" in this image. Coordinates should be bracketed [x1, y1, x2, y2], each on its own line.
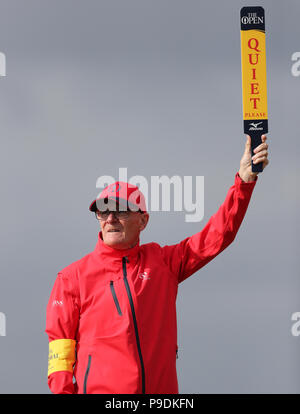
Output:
[236, 172, 258, 186]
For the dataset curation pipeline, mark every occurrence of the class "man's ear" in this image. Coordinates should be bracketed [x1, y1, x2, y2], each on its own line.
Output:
[139, 213, 149, 231]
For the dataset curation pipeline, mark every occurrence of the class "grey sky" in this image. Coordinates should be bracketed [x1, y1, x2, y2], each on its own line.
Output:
[0, 0, 299, 393]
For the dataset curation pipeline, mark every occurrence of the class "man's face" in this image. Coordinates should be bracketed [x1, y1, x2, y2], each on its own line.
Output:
[97, 206, 149, 250]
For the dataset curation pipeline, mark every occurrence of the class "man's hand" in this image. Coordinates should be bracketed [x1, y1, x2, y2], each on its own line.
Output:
[238, 134, 269, 183]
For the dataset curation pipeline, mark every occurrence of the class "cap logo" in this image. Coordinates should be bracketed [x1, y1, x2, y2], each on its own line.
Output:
[110, 183, 121, 194]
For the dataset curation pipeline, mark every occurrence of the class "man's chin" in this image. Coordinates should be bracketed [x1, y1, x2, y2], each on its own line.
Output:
[103, 234, 138, 250]
[103, 234, 128, 250]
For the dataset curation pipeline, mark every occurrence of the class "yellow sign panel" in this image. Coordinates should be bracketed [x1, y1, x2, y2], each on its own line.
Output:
[241, 29, 268, 120]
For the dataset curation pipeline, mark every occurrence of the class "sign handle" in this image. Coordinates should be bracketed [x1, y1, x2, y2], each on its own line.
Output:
[250, 133, 263, 173]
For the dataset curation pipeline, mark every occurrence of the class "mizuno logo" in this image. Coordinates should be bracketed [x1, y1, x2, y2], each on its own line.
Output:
[249, 122, 263, 128]
[249, 121, 264, 131]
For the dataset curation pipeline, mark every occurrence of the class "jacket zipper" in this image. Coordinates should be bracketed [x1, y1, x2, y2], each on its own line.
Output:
[83, 354, 92, 394]
[122, 256, 146, 394]
[110, 281, 123, 316]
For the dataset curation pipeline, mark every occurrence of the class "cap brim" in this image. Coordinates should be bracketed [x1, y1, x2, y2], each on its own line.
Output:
[89, 197, 135, 212]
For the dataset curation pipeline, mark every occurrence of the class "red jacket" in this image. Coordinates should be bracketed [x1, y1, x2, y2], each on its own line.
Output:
[45, 173, 257, 394]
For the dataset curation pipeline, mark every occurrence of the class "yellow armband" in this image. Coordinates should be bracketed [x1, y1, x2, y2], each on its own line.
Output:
[48, 338, 76, 377]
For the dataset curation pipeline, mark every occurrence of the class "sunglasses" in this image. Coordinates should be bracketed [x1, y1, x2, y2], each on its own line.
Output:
[95, 210, 141, 221]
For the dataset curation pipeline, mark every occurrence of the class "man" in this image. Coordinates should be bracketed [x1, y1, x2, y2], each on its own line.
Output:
[46, 135, 269, 394]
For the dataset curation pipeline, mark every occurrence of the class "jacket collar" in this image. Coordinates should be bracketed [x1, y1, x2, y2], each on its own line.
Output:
[94, 232, 140, 261]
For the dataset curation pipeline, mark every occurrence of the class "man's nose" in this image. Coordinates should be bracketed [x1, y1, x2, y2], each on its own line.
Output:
[106, 212, 118, 222]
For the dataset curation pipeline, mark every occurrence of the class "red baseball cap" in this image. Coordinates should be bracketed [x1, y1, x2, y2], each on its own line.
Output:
[89, 181, 147, 213]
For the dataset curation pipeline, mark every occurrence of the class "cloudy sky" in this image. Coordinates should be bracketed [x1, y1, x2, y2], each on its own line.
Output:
[0, 0, 299, 393]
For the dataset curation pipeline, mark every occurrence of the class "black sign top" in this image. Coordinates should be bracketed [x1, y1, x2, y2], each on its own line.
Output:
[240, 6, 265, 32]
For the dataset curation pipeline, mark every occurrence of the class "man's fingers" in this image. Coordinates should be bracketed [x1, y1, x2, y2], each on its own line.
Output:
[248, 134, 268, 153]
[253, 158, 269, 169]
[244, 133, 269, 168]
[245, 135, 251, 150]
[243, 135, 252, 156]
[253, 142, 268, 154]
[252, 149, 268, 161]
[253, 154, 268, 164]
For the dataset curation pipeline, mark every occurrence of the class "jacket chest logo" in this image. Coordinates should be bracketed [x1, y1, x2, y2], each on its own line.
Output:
[138, 271, 151, 281]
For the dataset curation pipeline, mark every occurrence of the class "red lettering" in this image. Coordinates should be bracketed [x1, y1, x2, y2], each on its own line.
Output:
[246, 37, 263, 111]
[245, 112, 266, 118]
[248, 54, 259, 65]
[250, 83, 259, 94]
[250, 97, 260, 109]
[248, 38, 261, 52]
